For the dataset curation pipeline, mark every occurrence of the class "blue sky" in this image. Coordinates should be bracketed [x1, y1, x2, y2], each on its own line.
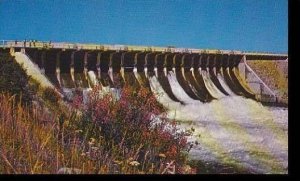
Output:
[0, 0, 287, 53]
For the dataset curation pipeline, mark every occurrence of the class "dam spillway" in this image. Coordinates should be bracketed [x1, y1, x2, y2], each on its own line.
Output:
[1, 40, 288, 105]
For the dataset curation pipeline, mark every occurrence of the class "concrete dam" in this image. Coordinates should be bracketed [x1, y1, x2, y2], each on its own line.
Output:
[1, 40, 287, 105]
[1, 40, 288, 173]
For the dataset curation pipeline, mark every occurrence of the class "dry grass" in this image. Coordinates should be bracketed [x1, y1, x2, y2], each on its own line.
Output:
[247, 60, 288, 103]
[0, 91, 195, 174]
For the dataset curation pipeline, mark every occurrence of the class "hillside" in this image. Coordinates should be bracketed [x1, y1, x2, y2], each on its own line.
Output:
[247, 60, 288, 104]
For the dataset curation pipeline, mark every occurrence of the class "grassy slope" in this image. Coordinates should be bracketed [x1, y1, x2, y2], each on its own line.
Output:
[247, 60, 288, 104]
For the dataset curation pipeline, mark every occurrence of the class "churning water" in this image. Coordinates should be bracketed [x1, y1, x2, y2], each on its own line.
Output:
[149, 70, 288, 174]
[167, 71, 199, 104]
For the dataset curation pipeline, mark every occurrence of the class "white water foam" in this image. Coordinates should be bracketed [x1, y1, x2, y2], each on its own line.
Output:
[148, 72, 288, 174]
[167, 71, 199, 104]
[87, 70, 99, 87]
[148, 75, 181, 109]
[201, 68, 226, 99]
[217, 72, 236, 96]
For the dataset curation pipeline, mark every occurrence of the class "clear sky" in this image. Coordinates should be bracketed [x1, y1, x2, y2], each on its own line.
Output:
[0, 0, 287, 53]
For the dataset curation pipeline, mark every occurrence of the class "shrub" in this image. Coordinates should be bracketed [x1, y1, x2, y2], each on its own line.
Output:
[42, 87, 61, 104]
[72, 85, 193, 173]
[0, 53, 34, 105]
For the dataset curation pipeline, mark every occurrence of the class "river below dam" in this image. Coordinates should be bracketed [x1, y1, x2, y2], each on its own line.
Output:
[177, 106, 288, 174]
[148, 74, 288, 174]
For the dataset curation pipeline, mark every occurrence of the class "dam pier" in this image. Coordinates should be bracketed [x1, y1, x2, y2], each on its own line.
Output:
[0, 40, 288, 105]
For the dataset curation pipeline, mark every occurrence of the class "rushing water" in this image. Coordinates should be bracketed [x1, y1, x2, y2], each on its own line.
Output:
[167, 71, 199, 104]
[149, 70, 288, 174]
[217, 72, 236, 96]
[201, 68, 226, 99]
[178, 102, 287, 174]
